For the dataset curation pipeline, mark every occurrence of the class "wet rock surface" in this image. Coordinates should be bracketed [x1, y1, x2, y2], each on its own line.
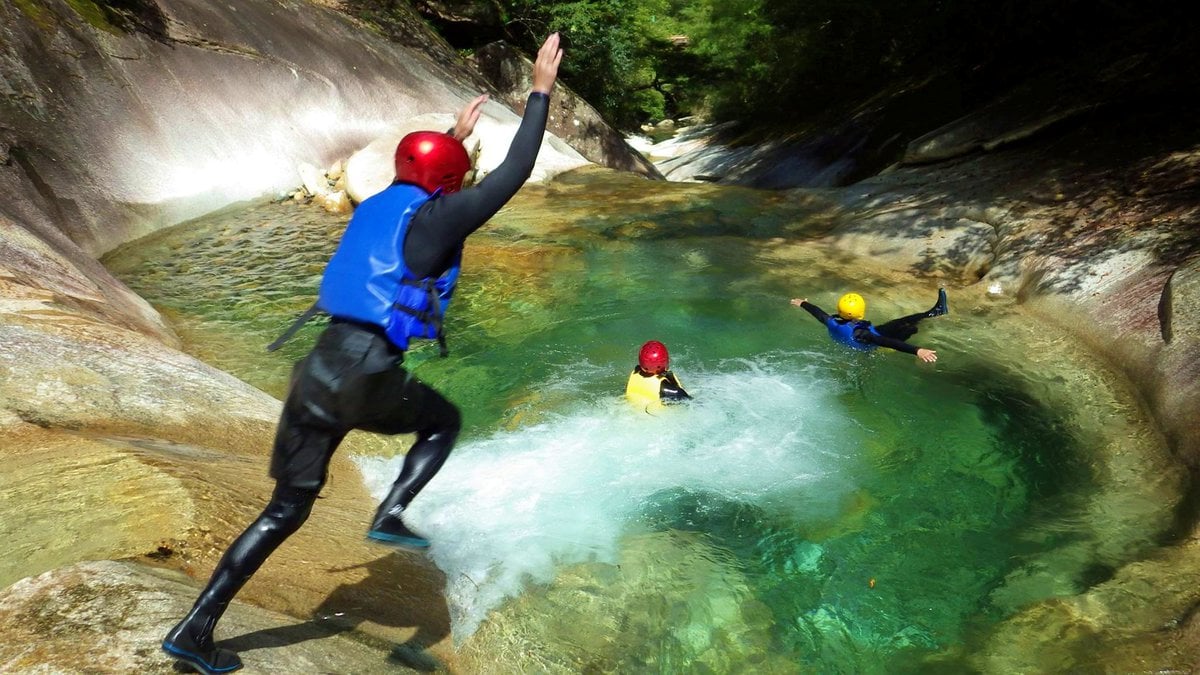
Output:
[0, 559, 422, 674]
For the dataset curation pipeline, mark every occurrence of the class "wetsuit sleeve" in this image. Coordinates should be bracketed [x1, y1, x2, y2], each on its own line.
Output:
[854, 327, 920, 355]
[404, 92, 551, 278]
[799, 301, 833, 325]
[659, 371, 692, 402]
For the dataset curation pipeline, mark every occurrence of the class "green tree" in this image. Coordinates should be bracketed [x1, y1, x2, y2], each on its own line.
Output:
[500, 0, 688, 129]
[442, 0, 1194, 135]
[675, 0, 771, 122]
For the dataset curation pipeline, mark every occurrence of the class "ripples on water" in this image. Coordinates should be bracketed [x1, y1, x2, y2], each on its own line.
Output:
[103, 175, 1174, 671]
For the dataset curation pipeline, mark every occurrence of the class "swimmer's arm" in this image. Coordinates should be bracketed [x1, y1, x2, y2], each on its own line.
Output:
[660, 371, 692, 402]
[856, 329, 920, 356]
[866, 332, 938, 362]
[790, 298, 830, 324]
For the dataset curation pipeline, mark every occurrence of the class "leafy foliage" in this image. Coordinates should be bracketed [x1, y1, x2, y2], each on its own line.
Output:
[422, 0, 1198, 132]
[499, 0, 680, 129]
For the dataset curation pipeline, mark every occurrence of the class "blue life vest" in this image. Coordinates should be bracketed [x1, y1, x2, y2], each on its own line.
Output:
[825, 317, 879, 351]
[317, 183, 461, 352]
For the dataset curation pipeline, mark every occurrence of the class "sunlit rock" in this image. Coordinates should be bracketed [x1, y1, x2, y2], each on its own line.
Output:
[0, 0, 593, 255]
[0, 560, 399, 674]
[0, 214, 172, 343]
[298, 161, 331, 198]
[343, 113, 452, 203]
[315, 190, 352, 215]
[326, 159, 344, 183]
[0, 320, 278, 438]
[0, 431, 190, 589]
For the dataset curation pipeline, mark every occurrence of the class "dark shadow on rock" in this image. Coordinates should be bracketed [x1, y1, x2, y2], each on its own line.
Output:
[220, 552, 450, 671]
[833, 91, 1200, 292]
[99, 0, 169, 41]
[389, 641, 441, 672]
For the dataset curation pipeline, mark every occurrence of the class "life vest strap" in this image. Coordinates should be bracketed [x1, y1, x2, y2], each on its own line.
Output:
[266, 303, 323, 352]
[393, 278, 449, 357]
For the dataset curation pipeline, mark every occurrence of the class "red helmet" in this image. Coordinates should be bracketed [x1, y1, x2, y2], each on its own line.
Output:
[638, 340, 669, 373]
[393, 131, 471, 194]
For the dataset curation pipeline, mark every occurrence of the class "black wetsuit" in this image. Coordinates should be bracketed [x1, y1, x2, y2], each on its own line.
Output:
[631, 366, 692, 402]
[163, 93, 551, 675]
[799, 294, 944, 355]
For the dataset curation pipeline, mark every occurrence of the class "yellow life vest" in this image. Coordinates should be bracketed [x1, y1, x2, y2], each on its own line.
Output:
[626, 369, 665, 412]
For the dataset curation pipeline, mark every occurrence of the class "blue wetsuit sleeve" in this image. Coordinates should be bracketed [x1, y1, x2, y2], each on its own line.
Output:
[800, 301, 832, 325]
[855, 328, 920, 355]
[403, 92, 551, 277]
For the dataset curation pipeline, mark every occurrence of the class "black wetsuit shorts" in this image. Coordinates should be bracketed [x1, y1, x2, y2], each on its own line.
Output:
[269, 320, 460, 490]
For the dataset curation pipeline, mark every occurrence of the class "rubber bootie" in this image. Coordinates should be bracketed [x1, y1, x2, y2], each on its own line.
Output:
[162, 618, 243, 674]
[367, 514, 431, 549]
[927, 288, 949, 317]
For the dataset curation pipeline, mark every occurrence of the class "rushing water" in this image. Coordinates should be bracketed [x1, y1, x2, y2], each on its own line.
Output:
[104, 169, 1179, 672]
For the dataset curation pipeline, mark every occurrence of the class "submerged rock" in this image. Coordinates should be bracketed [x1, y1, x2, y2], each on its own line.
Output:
[458, 531, 785, 672]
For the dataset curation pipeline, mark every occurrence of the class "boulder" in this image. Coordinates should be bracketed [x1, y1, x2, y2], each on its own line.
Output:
[343, 110, 589, 203]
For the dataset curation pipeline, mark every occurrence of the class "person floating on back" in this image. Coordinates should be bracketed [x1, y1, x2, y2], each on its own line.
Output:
[790, 289, 948, 363]
[626, 340, 692, 411]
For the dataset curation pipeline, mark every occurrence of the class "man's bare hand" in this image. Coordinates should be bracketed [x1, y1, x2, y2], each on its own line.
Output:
[790, 298, 806, 307]
[532, 32, 563, 95]
[452, 94, 488, 141]
[916, 348, 938, 363]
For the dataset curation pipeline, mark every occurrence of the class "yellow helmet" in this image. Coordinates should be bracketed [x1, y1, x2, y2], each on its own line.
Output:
[837, 292, 866, 320]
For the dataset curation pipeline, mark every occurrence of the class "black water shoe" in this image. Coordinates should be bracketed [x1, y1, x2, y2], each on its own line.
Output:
[927, 288, 949, 317]
[162, 621, 243, 674]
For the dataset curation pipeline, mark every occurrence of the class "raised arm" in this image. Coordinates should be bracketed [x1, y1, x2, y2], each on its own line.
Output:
[404, 33, 564, 277]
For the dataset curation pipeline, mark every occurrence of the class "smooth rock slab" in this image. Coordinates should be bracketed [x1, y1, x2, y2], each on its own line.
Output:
[0, 560, 412, 674]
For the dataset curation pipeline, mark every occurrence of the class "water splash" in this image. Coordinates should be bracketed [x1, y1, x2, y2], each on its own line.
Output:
[355, 352, 863, 640]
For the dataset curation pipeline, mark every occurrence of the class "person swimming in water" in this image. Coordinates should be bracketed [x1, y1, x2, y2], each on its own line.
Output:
[791, 289, 948, 362]
[626, 340, 691, 410]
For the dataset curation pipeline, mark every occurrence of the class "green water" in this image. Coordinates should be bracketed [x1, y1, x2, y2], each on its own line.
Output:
[104, 170, 1177, 672]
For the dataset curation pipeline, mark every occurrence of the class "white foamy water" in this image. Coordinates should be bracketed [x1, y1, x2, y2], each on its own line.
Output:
[355, 352, 862, 640]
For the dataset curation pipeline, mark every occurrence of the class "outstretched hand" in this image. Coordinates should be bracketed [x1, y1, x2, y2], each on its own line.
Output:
[452, 94, 488, 141]
[790, 298, 807, 307]
[531, 32, 564, 95]
[916, 348, 938, 363]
